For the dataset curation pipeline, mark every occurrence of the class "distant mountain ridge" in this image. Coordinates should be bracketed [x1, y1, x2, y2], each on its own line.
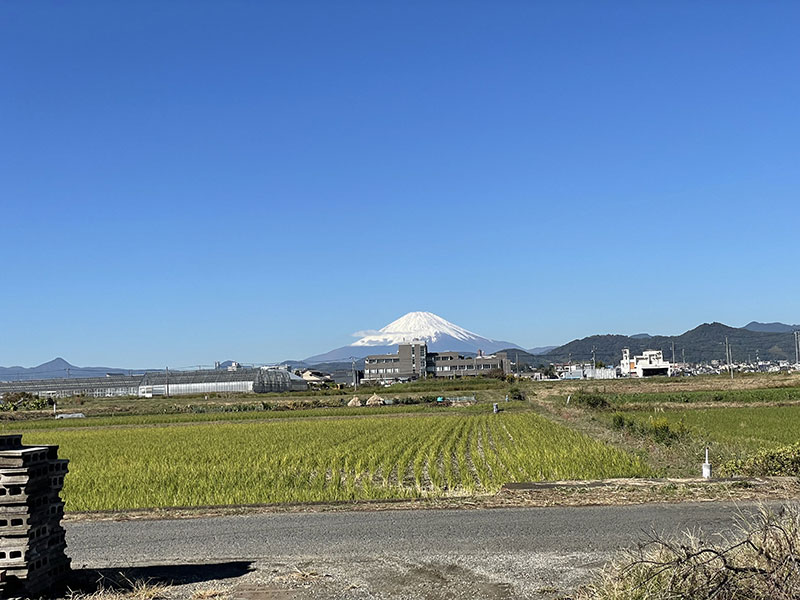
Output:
[517, 322, 799, 365]
[0, 358, 137, 382]
[743, 321, 800, 333]
[527, 345, 558, 355]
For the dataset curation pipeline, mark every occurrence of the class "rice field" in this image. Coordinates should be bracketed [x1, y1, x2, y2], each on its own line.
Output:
[625, 405, 800, 452]
[600, 386, 800, 406]
[21, 412, 649, 511]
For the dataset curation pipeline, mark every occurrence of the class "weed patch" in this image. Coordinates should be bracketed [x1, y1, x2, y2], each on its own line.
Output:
[577, 504, 800, 600]
[722, 443, 800, 477]
[611, 413, 687, 445]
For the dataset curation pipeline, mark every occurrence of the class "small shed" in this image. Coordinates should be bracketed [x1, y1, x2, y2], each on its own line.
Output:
[366, 393, 384, 406]
[348, 396, 362, 407]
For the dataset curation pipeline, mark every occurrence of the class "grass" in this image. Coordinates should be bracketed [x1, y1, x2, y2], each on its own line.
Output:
[623, 405, 800, 453]
[21, 411, 650, 511]
[568, 386, 800, 407]
[0, 400, 527, 431]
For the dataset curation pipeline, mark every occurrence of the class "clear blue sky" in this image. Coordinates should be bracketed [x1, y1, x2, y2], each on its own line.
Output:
[2, 1, 799, 368]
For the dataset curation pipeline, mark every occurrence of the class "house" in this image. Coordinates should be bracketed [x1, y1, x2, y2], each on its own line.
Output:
[619, 348, 671, 377]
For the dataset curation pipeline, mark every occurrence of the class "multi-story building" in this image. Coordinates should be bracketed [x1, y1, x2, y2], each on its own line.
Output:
[362, 342, 427, 380]
[619, 348, 671, 377]
[363, 342, 509, 382]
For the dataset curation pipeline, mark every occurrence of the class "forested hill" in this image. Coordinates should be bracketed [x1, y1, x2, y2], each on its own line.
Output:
[518, 322, 798, 365]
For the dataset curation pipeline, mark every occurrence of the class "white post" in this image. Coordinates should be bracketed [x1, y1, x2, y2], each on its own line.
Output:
[702, 446, 712, 479]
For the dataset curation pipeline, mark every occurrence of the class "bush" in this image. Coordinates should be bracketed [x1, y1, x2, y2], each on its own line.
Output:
[722, 443, 800, 477]
[611, 412, 627, 430]
[573, 391, 610, 410]
[610, 412, 687, 445]
[508, 387, 526, 402]
[0, 393, 50, 411]
[578, 504, 800, 600]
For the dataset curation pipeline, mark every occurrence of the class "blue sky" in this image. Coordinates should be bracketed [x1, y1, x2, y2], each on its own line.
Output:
[2, 1, 799, 368]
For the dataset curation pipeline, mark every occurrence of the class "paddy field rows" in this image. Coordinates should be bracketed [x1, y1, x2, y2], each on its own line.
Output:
[21, 411, 650, 511]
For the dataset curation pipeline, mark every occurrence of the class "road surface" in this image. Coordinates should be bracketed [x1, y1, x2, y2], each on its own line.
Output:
[64, 502, 772, 599]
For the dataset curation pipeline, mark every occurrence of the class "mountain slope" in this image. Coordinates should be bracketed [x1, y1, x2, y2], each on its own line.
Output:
[304, 311, 522, 363]
[537, 322, 798, 364]
[744, 321, 800, 333]
[528, 345, 558, 355]
[0, 358, 133, 381]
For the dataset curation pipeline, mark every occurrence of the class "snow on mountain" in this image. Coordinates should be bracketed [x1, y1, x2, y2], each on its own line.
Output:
[352, 311, 486, 346]
[303, 311, 522, 364]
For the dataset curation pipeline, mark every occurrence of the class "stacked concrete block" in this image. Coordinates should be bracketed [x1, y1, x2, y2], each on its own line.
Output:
[0, 434, 70, 597]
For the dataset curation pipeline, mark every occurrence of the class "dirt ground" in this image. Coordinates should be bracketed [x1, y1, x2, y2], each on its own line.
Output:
[62, 555, 593, 600]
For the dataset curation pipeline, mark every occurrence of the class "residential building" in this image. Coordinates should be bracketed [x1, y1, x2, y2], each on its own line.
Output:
[619, 348, 671, 377]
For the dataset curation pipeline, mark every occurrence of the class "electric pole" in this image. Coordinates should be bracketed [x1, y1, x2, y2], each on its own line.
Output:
[725, 337, 733, 380]
[790, 330, 799, 365]
[165, 367, 170, 398]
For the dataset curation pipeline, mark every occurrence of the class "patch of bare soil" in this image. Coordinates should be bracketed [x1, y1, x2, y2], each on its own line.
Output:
[60, 555, 584, 600]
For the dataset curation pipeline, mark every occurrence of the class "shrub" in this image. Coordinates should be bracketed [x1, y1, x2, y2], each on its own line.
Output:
[508, 387, 526, 402]
[573, 391, 610, 410]
[722, 443, 800, 477]
[0, 393, 50, 411]
[578, 504, 800, 600]
[610, 412, 687, 445]
[611, 412, 628, 430]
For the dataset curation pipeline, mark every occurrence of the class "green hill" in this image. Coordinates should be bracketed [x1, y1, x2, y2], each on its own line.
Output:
[523, 322, 797, 365]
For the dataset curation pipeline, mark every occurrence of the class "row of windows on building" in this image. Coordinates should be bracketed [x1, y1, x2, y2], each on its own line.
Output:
[435, 363, 499, 372]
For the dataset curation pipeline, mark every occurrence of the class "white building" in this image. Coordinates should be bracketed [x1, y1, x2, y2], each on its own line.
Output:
[620, 348, 671, 377]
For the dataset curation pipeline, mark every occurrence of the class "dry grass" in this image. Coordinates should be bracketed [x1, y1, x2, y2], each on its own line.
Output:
[66, 578, 171, 600]
[577, 503, 800, 599]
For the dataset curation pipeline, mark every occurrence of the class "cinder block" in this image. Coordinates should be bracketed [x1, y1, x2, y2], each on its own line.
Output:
[0, 437, 23, 451]
[0, 437, 70, 598]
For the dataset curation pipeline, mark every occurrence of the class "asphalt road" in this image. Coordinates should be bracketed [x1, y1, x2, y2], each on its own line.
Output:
[63, 502, 773, 599]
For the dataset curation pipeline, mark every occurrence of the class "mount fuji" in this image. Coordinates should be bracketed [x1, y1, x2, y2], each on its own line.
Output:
[303, 312, 523, 364]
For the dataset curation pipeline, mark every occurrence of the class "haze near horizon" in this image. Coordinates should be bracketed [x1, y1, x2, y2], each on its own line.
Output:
[2, 2, 799, 367]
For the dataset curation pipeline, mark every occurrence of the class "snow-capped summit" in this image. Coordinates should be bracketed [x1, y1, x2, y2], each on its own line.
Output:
[352, 311, 484, 347]
[304, 311, 522, 363]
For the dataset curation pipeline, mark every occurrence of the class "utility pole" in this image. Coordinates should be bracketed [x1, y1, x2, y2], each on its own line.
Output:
[592, 346, 596, 371]
[682, 348, 685, 366]
[794, 330, 799, 365]
[725, 337, 733, 380]
[671, 341, 676, 365]
[351, 358, 358, 390]
[165, 367, 170, 398]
